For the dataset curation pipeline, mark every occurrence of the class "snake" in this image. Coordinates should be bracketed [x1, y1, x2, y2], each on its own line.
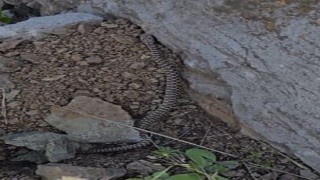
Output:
[79, 34, 180, 153]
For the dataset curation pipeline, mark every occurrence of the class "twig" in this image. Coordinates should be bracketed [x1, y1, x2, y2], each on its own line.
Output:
[243, 163, 259, 180]
[0, 88, 8, 124]
[162, 127, 194, 146]
[200, 123, 214, 146]
[50, 103, 238, 158]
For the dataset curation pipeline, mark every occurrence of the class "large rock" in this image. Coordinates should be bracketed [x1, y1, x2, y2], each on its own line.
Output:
[0, 12, 102, 39]
[45, 96, 142, 143]
[76, 0, 320, 172]
[2, 0, 81, 15]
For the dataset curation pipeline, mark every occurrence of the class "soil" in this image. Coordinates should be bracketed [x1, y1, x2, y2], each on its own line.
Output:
[0, 18, 313, 180]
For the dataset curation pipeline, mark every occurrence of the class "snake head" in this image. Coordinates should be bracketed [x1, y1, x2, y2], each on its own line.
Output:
[140, 33, 155, 46]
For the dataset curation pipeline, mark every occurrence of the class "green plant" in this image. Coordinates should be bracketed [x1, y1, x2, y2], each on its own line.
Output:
[152, 147, 182, 158]
[0, 9, 13, 24]
[128, 148, 240, 180]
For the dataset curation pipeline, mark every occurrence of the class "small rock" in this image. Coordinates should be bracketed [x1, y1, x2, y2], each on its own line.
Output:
[45, 138, 79, 162]
[20, 53, 41, 64]
[100, 22, 119, 28]
[6, 90, 20, 101]
[45, 96, 141, 143]
[71, 54, 83, 61]
[0, 39, 25, 52]
[77, 61, 89, 66]
[122, 72, 136, 79]
[130, 62, 146, 69]
[278, 174, 298, 180]
[126, 160, 165, 175]
[26, 110, 39, 116]
[260, 172, 278, 180]
[110, 34, 139, 45]
[57, 48, 68, 53]
[42, 75, 66, 81]
[8, 101, 21, 108]
[0, 57, 23, 73]
[129, 83, 142, 89]
[0, 73, 15, 90]
[141, 55, 151, 60]
[85, 56, 103, 64]
[36, 163, 126, 180]
[11, 151, 48, 164]
[0, 128, 6, 136]
[300, 169, 318, 179]
[77, 24, 92, 34]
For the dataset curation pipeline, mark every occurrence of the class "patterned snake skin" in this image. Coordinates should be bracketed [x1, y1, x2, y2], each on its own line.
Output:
[80, 34, 180, 153]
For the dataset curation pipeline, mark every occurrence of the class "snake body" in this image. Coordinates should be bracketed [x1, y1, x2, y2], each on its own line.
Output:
[80, 34, 180, 153]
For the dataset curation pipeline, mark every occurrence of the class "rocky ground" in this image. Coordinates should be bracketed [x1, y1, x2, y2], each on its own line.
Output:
[0, 18, 318, 180]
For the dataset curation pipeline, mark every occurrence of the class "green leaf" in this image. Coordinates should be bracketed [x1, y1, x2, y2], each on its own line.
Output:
[185, 148, 216, 168]
[152, 170, 170, 179]
[219, 161, 240, 169]
[0, 16, 12, 24]
[126, 178, 145, 180]
[165, 173, 204, 180]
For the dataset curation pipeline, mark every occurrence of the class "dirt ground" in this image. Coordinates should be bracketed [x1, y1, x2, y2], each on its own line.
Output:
[0, 18, 314, 180]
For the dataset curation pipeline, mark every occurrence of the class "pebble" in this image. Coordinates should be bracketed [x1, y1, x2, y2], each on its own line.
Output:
[71, 54, 83, 61]
[126, 160, 165, 175]
[140, 54, 151, 60]
[278, 174, 298, 180]
[122, 72, 136, 79]
[129, 83, 142, 89]
[26, 110, 39, 116]
[85, 56, 103, 64]
[20, 53, 41, 64]
[130, 62, 146, 69]
[0, 128, 6, 136]
[100, 22, 119, 28]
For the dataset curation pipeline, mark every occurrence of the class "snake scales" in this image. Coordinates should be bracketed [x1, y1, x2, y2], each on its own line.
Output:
[80, 34, 180, 153]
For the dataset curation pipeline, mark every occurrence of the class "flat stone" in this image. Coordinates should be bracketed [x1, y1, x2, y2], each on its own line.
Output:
[0, 13, 103, 40]
[1, 131, 67, 151]
[36, 163, 126, 180]
[2, 131, 80, 162]
[45, 96, 142, 143]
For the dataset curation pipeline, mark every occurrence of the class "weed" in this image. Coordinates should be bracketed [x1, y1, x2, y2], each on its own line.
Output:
[128, 147, 240, 180]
